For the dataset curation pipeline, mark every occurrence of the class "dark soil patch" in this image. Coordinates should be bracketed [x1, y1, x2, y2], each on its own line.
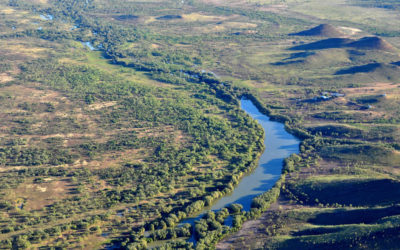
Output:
[156, 15, 182, 20]
[286, 51, 316, 60]
[114, 15, 139, 22]
[271, 59, 305, 66]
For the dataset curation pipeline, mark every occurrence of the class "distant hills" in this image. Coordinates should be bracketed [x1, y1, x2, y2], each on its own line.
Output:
[335, 62, 400, 76]
[335, 62, 383, 75]
[291, 38, 352, 50]
[291, 36, 395, 51]
[349, 36, 394, 51]
[291, 24, 344, 37]
[290, 24, 396, 51]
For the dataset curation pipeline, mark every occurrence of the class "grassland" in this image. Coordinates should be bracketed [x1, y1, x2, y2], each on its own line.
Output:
[0, 0, 400, 249]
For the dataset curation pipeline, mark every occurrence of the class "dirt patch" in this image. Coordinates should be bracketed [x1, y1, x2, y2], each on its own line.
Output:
[182, 13, 227, 22]
[5, 178, 73, 211]
[217, 196, 309, 249]
[287, 159, 348, 181]
[82, 148, 149, 170]
[0, 73, 13, 83]
[199, 0, 287, 13]
[0, 166, 27, 172]
[88, 101, 117, 110]
[3, 43, 47, 58]
[344, 82, 399, 96]
[30, 0, 48, 4]
[0, 84, 65, 104]
[195, 21, 257, 33]
[338, 26, 362, 36]
[0, 8, 15, 14]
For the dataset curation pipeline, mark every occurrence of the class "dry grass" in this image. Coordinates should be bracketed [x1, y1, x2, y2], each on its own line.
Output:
[0, 73, 13, 83]
[344, 82, 399, 97]
[0, 84, 66, 110]
[259, 4, 288, 12]
[338, 26, 363, 36]
[88, 101, 118, 111]
[0, 8, 16, 14]
[199, 0, 288, 13]
[194, 21, 257, 33]
[81, 148, 149, 170]
[5, 44, 47, 58]
[182, 13, 227, 22]
[0, 39, 54, 63]
[5, 178, 73, 211]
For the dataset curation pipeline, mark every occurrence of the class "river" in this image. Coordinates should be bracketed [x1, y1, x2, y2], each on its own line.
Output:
[179, 98, 300, 241]
[209, 98, 299, 211]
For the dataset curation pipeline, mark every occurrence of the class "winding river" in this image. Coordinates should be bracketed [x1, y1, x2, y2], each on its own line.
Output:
[180, 98, 300, 235]
[211, 98, 299, 211]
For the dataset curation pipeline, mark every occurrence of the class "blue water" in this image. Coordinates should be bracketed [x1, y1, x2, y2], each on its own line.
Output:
[82, 41, 96, 51]
[211, 98, 300, 211]
[180, 98, 300, 233]
[39, 14, 53, 21]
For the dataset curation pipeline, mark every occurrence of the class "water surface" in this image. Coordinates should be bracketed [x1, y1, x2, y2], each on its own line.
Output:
[39, 14, 53, 21]
[212, 98, 299, 211]
[181, 98, 299, 224]
[82, 41, 96, 51]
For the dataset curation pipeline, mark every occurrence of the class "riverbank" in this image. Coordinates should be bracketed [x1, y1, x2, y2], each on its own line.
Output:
[174, 98, 300, 248]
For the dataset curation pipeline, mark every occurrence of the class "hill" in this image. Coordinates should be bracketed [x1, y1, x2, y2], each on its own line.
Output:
[335, 62, 400, 76]
[291, 36, 395, 51]
[291, 24, 344, 37]
[335, 62, 383, 74]
[348, 36, 395, 51]
[272, 49, 351, 67]
[290, 38, 352, 50]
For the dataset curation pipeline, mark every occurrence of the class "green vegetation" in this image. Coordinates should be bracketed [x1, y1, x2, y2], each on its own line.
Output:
[0, 0, 400, 249]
